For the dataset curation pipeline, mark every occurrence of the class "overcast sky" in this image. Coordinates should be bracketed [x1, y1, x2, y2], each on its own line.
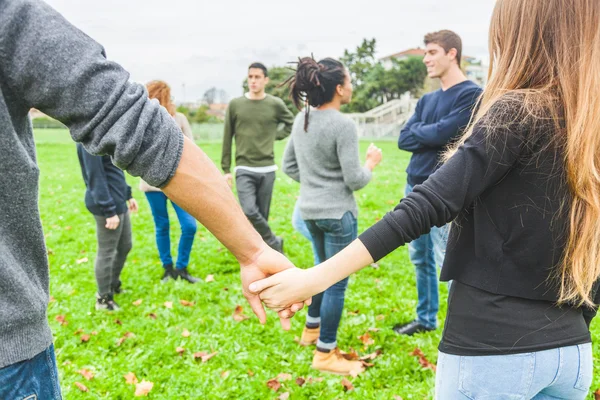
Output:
[45, 0, 496, 102]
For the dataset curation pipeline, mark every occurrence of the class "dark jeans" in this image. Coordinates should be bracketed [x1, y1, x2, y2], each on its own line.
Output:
[235, 169, 278, 247]
[0, 344, 62, 399]
[306, 211, 357, 349]
[145, 192, 197, 269]
[93, 211, 132, 296]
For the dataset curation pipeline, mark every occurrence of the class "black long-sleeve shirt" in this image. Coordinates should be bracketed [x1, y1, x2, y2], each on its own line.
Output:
[77, 143, 132, 217]
[360, 96, 599, 354]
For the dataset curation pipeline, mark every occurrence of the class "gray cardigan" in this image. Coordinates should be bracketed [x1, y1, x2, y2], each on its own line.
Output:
[282, 109, 372, 220]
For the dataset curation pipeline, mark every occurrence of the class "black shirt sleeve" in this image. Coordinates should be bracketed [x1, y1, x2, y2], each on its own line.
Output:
[360, 98, 528, 261]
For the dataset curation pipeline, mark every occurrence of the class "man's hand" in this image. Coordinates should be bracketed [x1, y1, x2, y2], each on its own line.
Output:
[240, 243, 311, 330]
[224, 173, 233, 188]
[128, 198, 139, 213]
[105, 214, 120, 230]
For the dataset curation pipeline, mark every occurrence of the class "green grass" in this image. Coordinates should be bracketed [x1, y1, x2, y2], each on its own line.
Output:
[35, 128, 600, 399]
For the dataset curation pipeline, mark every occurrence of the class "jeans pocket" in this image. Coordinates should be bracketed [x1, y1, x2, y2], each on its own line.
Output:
[573, 343, 593, 392]
[459, 353, 535, 400]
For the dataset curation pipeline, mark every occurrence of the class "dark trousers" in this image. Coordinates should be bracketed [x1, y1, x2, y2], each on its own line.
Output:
[93, 212, 132, 296]
[235, 169, 278, 247]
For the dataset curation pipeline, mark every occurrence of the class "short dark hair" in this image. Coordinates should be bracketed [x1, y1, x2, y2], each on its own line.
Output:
[284, 57, 346, 131]
[424, 30, 463, 65]
[248, 62, 268, 77]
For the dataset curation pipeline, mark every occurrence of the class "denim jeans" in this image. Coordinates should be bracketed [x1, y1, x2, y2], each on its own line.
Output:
[0, 344, 62, 399]
[145, 192, 197, 269]
[305, 211, 357, 350]
[405, 183, 449, 329]
[435, 343, 593, 399]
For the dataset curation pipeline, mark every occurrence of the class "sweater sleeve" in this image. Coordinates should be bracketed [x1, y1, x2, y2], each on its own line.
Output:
[0, 0, 184, 188]
[409, 87, 481, 147]
[359, 98, 527, 261]
[336, 120, 372, 191]
[398, 99, 430, 153]
[221, 102, 234, 173]
[275, 99, 295, 140]
[78, 146, 117, 218]
[282, 135, 300, 182]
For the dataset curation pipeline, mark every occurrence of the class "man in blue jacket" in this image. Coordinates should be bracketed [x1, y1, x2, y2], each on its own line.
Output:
[77, 144, 138, 311]
[395, 30, 482, 335]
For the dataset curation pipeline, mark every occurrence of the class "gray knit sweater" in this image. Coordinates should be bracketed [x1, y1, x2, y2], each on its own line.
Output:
[0, 0, 183, 368]
[282, 109, 372, 220]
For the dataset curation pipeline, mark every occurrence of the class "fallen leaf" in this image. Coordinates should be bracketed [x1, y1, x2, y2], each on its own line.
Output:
[348, 309, 360, 316]
[376, 315, 385, 321]
[233, 305, 249, 322]
[360, 349, 383, 361]
[342, 349, 360, 361]
[359, 332, 374, 346]
[194, 351, 217, 362]
[65, 226, 72, 230]
[147, 313, 157, 320]
[74, 382, 88, 392]
[223, 287, 229, 291]
[277, 373, 292, 382]
[47, 249, 55, 255]
[80, 334, 90, 343]
[132, 299, 143, 306]
[386, 199, 396, 205]
[176, 347, 185, 356]
[164, 301, 173, 309]
[76, 257, 88, 264]
[266, 378, 281, 392]
[307, 377, 324, 384]
[221, 370, 230, 379]
[91, 331, 98, 336]
[247, 369, 255, 377]
[114, 319, 122, 325]
[595, 389, 600, 400]
[205, 274, 215, 282]
[124, 372, 138, 385]
[77, 369, 94, 381]
[49, 296, 56, 302]
[278, 393, 290, 400]
[410, 348, 437, 372]
[296, 377, 306, 386]
[63, 360, 72, 366]
[73, 328, 83, 336]
[368, 327, 381, 332]
[180, 300, 195, 307]
[181, 329, 191, 338]
[55, 315, 68, 326]
[117, 332, 135, 346]
[394, 396, 403, 400]
[341, 378, 354, 391]
[134, 380, 154, 397]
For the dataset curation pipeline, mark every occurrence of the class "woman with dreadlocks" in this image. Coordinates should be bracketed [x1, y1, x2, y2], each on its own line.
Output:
[281, 57, 382, 375]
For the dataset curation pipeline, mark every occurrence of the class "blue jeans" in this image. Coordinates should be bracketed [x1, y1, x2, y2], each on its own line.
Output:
[405, 183, 449, 329]
[0, 344, 62, 399]
[145, 192, 197, 269]
[305, 211, 357, 349]
[435, 344, 593, 399]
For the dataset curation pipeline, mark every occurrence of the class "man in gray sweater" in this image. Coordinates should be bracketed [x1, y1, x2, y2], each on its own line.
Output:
[0, 1, 306, 397]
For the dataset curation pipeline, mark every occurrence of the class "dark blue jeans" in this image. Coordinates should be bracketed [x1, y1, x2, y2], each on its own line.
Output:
[0, 344, 62, 399]
[305, 211, 357, 350]
[145, 192, 197, 269]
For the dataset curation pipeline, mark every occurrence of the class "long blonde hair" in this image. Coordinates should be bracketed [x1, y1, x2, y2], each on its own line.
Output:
[146, 80, 176, 116]
[445, 0, 600, 306]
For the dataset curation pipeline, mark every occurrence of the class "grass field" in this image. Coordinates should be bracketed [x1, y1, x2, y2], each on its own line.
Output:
[35, 127, 599, 399]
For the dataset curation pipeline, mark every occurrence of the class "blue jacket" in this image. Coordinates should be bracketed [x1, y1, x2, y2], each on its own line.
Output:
[398, 80, 482, 186]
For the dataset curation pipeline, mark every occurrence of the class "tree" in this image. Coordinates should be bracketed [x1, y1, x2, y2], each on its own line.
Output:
[340, 38, 378, 86]
[241, 66, 297, 114]
[202, 87, 218, 105]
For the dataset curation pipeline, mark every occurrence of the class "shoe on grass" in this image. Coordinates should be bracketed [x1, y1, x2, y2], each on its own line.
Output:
[95, 294, 120, 311]
[312, 348, 365, 376]
[392, 319, 435, 336]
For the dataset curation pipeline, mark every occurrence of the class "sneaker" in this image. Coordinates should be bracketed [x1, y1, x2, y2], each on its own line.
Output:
[299, 326, 320, 346]
[174, 267, 200, 284]
[112, 280, 126, 294]
[312, 348, 365, 376]
[161, 264, 175, 283]
[95, 294, 120, 311]
[392, 319, 435, 336]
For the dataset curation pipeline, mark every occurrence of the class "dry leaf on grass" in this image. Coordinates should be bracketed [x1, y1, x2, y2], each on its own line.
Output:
[73, 328, 83, 336]
[77, 369, 94, 380]
[176, 347, 185, 356]
[376, 315, 385, 321]
[182, 329, 191, 338]
[180, 300, 195, 307]
[74, 382, 88, 392]
[80, 334, 90, 343]
[132, 299, 143, 306]
[221, 370, 230, 379]
[247, 369, 255, 377]
[295, 377, 306, 386]
[341, 378, 354, 391]
[147, 313, 157, 320]
[360, 349, 383, 361]
[164, 301, 173, 309]
[266, 378, 281, 392]
[358, 332, 374, 346]
[394, 396, 403, 400]
[117, 332, 135, 346]
[595, 389, 600, 400]
[205, 274, 215, 282]
[114, 319, 122, 325]
[49, 296, 56, 302]
[277, 373, 292, 382]
[348, 309, 360, 316]
[91, 331, 98, 336]
[368, 327, 381, 332]
[278, 393, 290, 400]
[55, 315, 68, 326]
[124, 372, 138, 385]
[134, 380, 154, 397]
[410, 348, 437, 372]
[193, 351, 218, 363]
[76, 257, 88, 264]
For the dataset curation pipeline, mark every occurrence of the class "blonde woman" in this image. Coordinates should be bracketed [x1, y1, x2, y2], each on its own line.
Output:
[141, 81, 199, 283]
[253, 0, 599, 398]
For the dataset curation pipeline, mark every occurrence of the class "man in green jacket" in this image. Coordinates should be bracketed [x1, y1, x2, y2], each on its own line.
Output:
[222, 63, 295, 253]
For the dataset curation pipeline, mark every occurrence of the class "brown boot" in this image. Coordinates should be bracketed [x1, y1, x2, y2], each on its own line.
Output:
[312, 348, 366, 376]
[299, 327, 320, 346]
